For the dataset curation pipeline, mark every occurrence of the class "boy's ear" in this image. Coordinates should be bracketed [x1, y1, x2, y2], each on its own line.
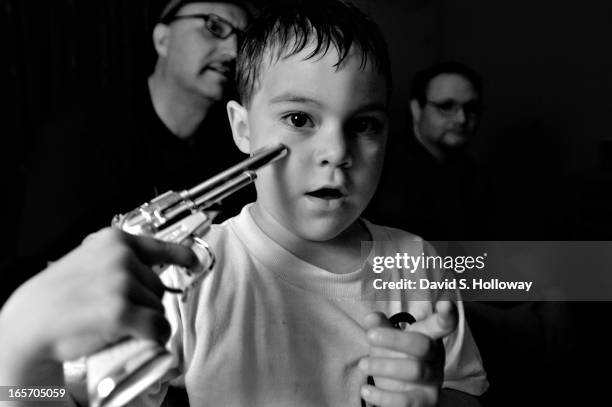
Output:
[226, 100, 251, 154]
[152, 23, 170, 58]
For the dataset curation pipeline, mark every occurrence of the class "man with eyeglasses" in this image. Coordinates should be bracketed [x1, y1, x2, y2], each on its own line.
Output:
[408, 62, 575, 407]
[409, 61, 484, 162]
[10, 1, 253, 304]
[367, 61, 492, 241]
[150, 0, 249, 139]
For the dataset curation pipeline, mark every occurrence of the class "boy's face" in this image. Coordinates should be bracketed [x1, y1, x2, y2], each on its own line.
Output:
[229, 43, 389, 241]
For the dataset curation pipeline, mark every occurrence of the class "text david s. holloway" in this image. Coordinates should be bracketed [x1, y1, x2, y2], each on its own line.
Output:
[373, 278, 532, 292]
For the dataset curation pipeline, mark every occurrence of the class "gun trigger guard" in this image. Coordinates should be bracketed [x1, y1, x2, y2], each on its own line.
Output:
[162, 235, 215, 301]
[175, 236, 214, 302]
[191, 236, 216, 272]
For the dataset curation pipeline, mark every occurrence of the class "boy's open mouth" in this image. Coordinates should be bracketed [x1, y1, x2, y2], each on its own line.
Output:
[305, 187, 346, 200]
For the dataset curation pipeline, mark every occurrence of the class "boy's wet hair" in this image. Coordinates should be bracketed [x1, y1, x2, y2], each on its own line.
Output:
[236, 0, 392, 106]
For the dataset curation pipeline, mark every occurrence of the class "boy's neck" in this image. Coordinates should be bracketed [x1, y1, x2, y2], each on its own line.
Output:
[249, 203, 372, 274]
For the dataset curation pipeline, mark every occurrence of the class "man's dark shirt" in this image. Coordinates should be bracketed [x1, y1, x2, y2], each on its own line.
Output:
[10, 84, 251, 296]
[366, 135, 494, 242]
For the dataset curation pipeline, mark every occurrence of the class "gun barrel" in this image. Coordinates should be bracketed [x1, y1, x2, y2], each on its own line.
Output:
[193, 170, 257, 209]
[186, 144, 287, 199]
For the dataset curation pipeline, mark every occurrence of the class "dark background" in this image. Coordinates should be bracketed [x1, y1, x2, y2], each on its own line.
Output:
[1, 0, 166, 259]
[2, 0, 611, 405]
[3, 0, 612, 249]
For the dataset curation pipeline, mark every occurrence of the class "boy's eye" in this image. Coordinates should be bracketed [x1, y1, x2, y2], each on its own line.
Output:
[347, 117, 382, 135]
[282, 112, 314, 129]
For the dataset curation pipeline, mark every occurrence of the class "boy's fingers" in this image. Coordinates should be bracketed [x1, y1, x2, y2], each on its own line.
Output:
[364, 303, 457, 359]
[361, 384, 433, 407]
[408, 301, 458, 340]
[363, 312, 392, 330]
[367, 329, 432, 359]
[359, 356, 436, 383]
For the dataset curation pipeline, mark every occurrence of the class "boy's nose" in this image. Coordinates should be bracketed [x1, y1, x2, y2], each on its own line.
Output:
[315, 129, 352, 168]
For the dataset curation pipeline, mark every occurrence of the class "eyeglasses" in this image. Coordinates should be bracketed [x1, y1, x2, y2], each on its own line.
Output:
[426, 99, 483, 117]
[169, 13, 243, 40]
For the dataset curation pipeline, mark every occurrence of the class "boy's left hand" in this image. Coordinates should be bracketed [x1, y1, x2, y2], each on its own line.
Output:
[360, 301, 458, 407]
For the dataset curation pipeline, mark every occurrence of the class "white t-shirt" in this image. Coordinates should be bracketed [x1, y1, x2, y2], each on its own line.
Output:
[140, 204, 488, 406]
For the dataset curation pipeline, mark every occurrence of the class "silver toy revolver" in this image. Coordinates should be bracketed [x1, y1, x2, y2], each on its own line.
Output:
[85, 144, 288, 407]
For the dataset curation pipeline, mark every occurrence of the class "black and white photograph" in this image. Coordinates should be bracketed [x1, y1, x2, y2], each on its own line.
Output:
[1, 0, 611, 406]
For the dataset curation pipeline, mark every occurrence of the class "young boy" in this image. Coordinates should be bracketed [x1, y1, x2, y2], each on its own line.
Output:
[153, 1, 487, 405]
[0, 1, 486, 406]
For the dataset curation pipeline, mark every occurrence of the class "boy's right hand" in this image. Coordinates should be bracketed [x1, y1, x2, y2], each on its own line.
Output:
[0, 228, 198, 384]
[360, 301, 458, 407]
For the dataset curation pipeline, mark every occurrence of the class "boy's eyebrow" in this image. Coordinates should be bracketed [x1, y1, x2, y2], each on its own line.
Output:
[352, 102, 389, 114]
[269, 93, 388, 113]
[268, 93, 324, 107]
